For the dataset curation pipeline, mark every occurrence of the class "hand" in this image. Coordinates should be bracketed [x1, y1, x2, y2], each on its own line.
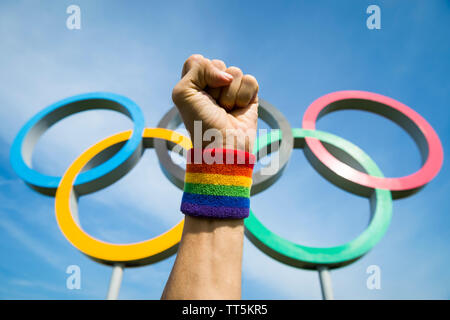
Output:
[172, 54, 259, 152]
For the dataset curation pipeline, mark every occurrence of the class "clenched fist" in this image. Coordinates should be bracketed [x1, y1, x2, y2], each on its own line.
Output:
[172, 54, 259, 152]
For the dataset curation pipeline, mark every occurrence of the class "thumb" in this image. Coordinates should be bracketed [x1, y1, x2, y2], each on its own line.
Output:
[184, 57, 233, 90]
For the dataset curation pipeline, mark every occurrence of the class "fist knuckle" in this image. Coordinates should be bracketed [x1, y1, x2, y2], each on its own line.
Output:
[183, 54, 204, 72]
[211, 59, 226, 69]
[227, 66, 243, 76]
[244, 74, 259, 90]
[187, 54, 203, 63]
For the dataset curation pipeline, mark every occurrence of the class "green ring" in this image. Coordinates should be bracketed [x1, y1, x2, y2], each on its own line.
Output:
[245, 129, 393, 269]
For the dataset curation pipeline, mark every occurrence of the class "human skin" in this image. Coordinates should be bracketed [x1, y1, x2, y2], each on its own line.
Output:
[161, 54, 259, 300]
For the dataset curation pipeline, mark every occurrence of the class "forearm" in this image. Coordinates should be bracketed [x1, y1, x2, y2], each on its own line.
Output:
[161, 216, 244, 300]
[162, 54, 258, 300]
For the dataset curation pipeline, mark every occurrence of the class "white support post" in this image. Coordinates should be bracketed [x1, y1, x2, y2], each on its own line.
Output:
[106, 264, 124, 300]
[317, 266, 334, 300]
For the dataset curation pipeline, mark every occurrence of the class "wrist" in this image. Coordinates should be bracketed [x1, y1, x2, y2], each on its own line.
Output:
[190, 133, 255, 153]
[185, 122, 256, 154]
[184, 215, 244, 231]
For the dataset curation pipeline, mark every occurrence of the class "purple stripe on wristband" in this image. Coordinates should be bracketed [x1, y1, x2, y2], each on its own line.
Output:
[180, 202, 250, 219]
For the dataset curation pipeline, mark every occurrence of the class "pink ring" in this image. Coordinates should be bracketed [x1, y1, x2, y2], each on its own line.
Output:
[302, 91, 443, 196]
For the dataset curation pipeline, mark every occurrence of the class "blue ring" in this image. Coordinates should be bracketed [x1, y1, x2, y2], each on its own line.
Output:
[10, 92, 145, 195]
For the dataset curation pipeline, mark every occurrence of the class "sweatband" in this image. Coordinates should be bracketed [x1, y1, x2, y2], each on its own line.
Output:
[180, 148, 256, 219]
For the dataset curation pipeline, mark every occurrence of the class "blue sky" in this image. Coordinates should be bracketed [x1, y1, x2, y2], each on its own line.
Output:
[0, 0, 449, 299]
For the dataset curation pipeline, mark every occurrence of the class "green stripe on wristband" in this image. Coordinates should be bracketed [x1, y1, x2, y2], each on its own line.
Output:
[184, 182, 251, 198]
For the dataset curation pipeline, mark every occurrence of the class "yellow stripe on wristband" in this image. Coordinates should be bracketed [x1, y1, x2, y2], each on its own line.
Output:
[184, 172, 252, 188]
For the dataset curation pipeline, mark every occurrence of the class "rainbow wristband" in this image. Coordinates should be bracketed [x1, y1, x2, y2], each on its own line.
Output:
[180, 148, 256, 219]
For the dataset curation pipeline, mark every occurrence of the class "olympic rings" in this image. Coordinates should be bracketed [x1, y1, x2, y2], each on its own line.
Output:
[10, 92, 145, 196]
[55, 128, 191, 266]
[10, 90, 443, 269]
[245, 129, 393, 269]
[302, 91, 444, 199]
[154, 99, 294, 195]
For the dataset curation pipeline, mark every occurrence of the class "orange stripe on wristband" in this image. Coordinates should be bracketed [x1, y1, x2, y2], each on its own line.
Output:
[186, 163, 253, 177]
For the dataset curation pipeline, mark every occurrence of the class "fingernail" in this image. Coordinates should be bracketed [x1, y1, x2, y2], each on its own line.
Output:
[220, 71, 233, 81]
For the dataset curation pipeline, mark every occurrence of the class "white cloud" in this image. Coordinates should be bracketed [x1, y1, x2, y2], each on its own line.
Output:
[0, 218, 63, 270]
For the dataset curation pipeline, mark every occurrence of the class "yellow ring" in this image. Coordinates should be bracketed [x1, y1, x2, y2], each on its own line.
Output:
[55, 128, 192, 266]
